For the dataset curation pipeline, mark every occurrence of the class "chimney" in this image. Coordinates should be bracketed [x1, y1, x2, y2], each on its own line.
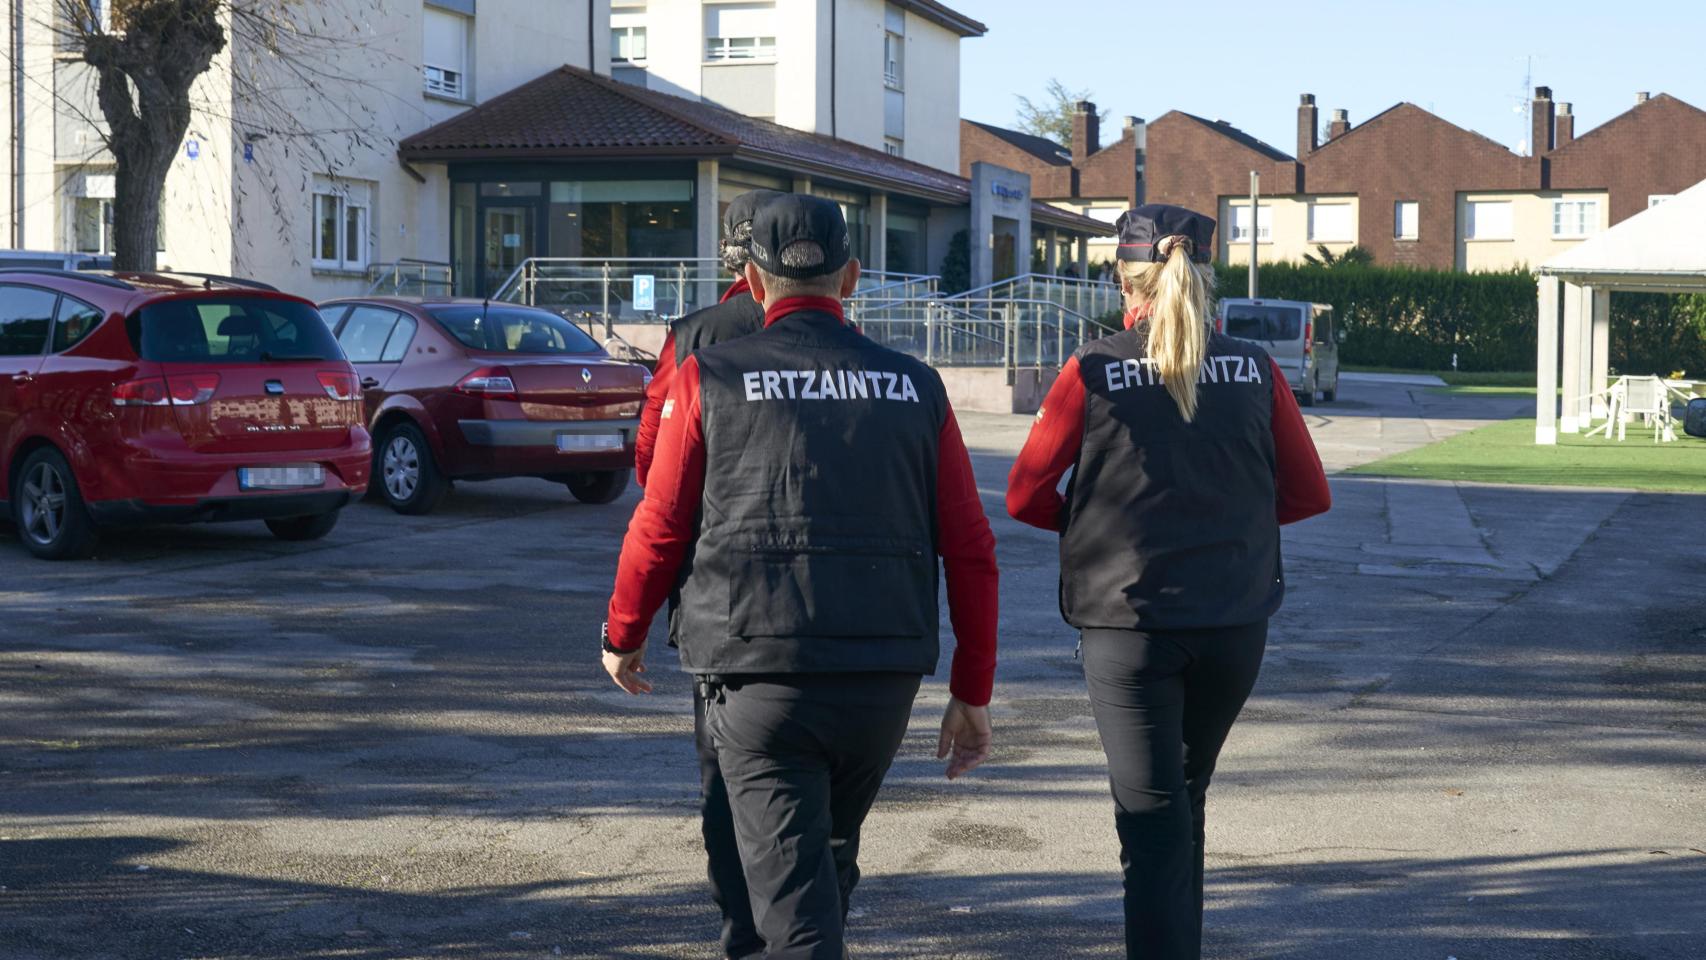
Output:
[1555, 102, 1575, 146]
[1071, 100, 1100, 162]
[1531, 85, 1555, 155]
[1636, 91, 1651, 105]
[1327, 109, 1351, 141]
[1297, 93, 1318, 157]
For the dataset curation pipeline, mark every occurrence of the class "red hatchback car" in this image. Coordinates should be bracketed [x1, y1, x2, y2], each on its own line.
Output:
[0, 270, 369, 559]
[318, 297, 646, 514]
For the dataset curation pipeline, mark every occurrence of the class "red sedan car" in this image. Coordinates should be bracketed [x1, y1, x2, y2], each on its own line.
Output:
[0, 270, 369, 559]
[318, 297, 646, 514]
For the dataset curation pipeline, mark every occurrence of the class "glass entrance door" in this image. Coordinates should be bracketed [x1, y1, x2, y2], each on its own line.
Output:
[480, 205, 536, 297]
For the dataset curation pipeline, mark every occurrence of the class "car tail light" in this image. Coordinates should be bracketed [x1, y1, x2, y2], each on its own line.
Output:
[317, 370, 360, 401]
[456, 366, 518, 402]
[165, 373, 221, 405]
[113, 377, 169, 407]
[1303, 320, 1313, 356]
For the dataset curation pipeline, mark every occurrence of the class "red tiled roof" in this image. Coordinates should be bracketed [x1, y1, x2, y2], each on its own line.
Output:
[399, 66, 1111, 236]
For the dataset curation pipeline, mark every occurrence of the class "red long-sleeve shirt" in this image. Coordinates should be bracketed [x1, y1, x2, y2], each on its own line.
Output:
[635, 278, 752, 488]
[1007, 353, 1331, 532]
[607, 296, 1000, 705]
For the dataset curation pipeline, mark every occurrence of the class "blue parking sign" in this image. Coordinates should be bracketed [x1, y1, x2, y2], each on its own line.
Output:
[633, 274, 656, 312]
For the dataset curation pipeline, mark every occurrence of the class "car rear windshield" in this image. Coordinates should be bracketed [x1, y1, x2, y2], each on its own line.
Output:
[428, 305, 602, 355]
[1222, 304, 1305, 342]
[129, 296, 343, 362]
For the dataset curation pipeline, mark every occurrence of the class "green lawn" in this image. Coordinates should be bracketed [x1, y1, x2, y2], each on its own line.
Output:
[1349, 417, 1706, 494]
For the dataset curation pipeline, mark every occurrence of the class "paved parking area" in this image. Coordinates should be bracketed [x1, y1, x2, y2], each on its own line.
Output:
[3, 378, 1703, 959]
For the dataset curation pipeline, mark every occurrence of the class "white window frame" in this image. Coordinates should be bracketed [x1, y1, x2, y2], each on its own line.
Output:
[884, 31, 904, 90]
[883, 137, 903, 157]
[1648, 194, 1675, 208]
[1307, 203, 1353, 243]
[704, 1, 777, 62]
[423, 7, 471, 100]
[312, 185, 371, 272]
[1229, 204, 1271, 244]
[611, 24, 647, 64]
[1551, 198, 1599, 239]
[1464, 200, 1514, 241]
[1394, 200, 1419, 240]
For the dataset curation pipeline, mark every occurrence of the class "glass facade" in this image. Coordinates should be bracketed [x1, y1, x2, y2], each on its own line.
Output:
[811, 184, 871, 265]
[451, 169, 696, 296]
[885, 202, 929, 275]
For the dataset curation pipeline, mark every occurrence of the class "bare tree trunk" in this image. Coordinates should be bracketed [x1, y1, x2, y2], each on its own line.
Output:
[109, 131, 173, 272]
[81, 0, 224, 272]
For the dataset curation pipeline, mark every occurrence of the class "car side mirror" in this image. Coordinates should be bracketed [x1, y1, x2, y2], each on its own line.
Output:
[1335, 328, 1348, 344]
[1686, 398, 1706, 439]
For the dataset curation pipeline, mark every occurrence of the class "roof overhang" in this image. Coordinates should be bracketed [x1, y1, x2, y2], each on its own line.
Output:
[1536, 268, 1706, 294]
[894, 0, 987, 37]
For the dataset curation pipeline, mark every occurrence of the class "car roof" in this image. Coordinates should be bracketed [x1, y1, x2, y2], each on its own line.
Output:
[324, 295, 549, 310]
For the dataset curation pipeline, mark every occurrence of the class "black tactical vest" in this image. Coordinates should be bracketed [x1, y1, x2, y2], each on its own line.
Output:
[1060, 327, 1282, 631]
[674, 310, 948, 677]
[674, 295, 765, 366]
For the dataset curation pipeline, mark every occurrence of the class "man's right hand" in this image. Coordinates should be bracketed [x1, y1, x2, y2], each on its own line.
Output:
[937, 697, 992, 780]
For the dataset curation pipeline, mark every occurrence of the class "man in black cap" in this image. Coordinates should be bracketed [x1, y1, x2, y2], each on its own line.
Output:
[604, 194, 1000, 959]
[636, 188, 781, 488]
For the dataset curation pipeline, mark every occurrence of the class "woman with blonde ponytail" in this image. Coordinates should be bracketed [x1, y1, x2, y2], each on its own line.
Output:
[1007, 205, 1331, 959]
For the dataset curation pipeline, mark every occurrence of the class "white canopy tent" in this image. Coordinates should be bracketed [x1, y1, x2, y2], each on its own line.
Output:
[1534, 178, 1706, 443]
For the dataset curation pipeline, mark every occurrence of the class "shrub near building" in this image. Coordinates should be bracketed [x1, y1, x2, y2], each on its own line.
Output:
[1213, 263, 1706, 376]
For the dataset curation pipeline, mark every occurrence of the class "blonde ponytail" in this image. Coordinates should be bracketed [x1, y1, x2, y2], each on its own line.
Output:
[1118, 242, 1215, 421]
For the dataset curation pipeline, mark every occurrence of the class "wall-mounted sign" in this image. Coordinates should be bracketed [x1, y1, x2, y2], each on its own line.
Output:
[502, 233, 521, 248]
[991, 182, 1025, 201]
[185, 139, 200, 160]
[633, 274, 656, 312]
[243, 143, 254, 164]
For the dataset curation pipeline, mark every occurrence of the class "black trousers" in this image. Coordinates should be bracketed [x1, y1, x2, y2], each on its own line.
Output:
[1081, 622, 1268, 960]
[704, 673, 921, 960]
[694, 685, 765, 959]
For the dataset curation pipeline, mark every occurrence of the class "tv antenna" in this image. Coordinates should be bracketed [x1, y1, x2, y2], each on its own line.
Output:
[1511, 55, 1536, 154]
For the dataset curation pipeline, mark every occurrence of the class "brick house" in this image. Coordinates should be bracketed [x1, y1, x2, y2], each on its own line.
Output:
[1143, 88, 1706, 272]
[960, 101, 1143, 269]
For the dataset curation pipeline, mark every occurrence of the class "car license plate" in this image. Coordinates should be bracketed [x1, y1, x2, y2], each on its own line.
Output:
[239, 465, 325, 490]
[557, 433, 624, 452]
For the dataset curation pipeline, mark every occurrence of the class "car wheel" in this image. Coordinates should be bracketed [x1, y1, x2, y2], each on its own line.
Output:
[563, 469, 631, 505]
[265, 510, 340, 542]
[1322, 376, 1338, 403]
[378, 421, 449, 515]
[1296, 387, 1315, 407]
[12, 448, 98, 560]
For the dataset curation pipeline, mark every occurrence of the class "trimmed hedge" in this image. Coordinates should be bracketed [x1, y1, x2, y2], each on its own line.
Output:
[1210, 262, 1706, 375]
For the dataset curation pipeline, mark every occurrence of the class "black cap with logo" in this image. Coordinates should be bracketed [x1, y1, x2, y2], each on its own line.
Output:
[1116, 204, 1217, 264]
[747, 194, 852, 279]
[723, 189, 785, 236]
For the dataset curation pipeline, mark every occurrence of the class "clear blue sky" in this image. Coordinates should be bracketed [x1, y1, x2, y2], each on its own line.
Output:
[959, 0, 1706, 156]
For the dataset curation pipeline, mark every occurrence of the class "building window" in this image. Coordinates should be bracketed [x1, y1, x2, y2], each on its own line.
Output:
[1394, 201, 1419, 240]
[312, 181, 371, 271]
[1229, 205, 1270, 243]
[612, 25, 647, 63]
[883, 137, 902, 157]
[1464, 200, 1513, 241]
[67, 172, 162, 253]
[1307, 203, 1353, 243]
[423, 6, 470, 99]
[705, 2, 776, 61]
[1552, 198, 1599, 238]
[884, 31, 904, 89]
[1649, 194, 1675, 208]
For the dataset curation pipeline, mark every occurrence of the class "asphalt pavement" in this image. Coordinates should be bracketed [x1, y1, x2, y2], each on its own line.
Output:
[2, 376, 1703, 959]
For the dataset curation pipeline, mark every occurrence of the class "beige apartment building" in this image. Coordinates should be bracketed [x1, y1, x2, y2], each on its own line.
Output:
[610, 0, 978, 174]
[0, 0, 612, 299]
